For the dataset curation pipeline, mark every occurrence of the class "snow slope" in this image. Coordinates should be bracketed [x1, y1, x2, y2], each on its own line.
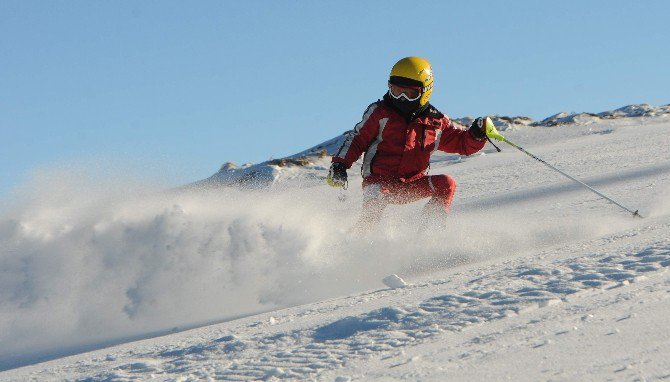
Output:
[1, 104, 669, 381]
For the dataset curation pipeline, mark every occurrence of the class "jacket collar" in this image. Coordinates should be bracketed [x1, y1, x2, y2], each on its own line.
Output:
[382, 94, 443, 122]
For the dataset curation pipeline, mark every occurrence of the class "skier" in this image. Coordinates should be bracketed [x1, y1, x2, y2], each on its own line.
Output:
[326, 56, 490, 231]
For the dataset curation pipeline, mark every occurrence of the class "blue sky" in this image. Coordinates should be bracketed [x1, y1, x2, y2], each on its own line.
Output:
[2, 0, 669, 198]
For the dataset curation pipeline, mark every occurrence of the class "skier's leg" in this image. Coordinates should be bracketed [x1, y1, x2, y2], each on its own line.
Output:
[419, 175, 456, 227]
[421, 174, 456, 217]
[350, 183, 388, 233]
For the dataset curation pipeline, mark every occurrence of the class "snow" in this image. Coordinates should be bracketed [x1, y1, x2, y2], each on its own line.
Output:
[382, 274, 408, 289]
[1, 104, 669, 381]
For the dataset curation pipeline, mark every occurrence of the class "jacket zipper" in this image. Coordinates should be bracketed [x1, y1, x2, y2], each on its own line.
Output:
[421, 127, 426, 150]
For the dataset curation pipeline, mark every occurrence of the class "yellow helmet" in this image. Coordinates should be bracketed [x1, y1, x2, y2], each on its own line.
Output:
[389, 57, 434, 106]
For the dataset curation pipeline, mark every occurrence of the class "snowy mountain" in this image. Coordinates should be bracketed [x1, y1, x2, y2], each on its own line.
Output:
[194, 103, 670, 189]
[1, 103, 669, 381]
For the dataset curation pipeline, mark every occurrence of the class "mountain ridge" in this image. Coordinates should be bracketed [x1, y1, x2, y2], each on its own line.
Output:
[194, 103, 669, 189]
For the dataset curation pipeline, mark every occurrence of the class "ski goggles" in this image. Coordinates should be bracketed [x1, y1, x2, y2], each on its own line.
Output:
[388, 82, 422, 102]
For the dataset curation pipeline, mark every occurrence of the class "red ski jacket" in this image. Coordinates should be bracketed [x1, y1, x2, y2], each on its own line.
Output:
[332, 100, 486, 182]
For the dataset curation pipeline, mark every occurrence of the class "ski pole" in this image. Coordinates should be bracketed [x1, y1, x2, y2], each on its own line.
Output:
[483, 117, 642, 218]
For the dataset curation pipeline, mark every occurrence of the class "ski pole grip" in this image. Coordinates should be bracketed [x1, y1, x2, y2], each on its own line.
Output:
[484, 117, 506, 141]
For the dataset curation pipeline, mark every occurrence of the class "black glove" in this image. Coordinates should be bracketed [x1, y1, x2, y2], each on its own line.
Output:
[469, 117, 487, 140]
[327, 162, 348, 188]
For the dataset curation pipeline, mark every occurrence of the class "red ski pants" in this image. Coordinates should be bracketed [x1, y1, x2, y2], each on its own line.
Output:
[358, 174, 456, 226]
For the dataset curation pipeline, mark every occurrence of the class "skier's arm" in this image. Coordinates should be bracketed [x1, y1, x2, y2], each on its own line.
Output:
[331, 103, 382, 168]
[437, 117, 487, 156]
